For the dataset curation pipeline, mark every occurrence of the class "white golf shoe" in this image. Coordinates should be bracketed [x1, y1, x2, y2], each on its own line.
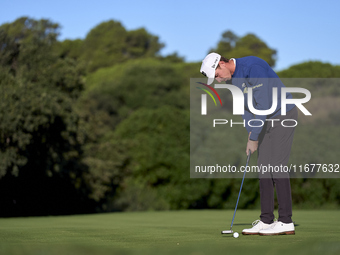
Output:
[242, 220, 276, 235]
[259, 221, 295, 235]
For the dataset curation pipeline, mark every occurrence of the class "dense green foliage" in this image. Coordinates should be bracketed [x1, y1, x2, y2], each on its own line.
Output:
[209, 30, 277, 67]
[55, 20, 179, 73]
[1, 17, 339, 216]
[0, 17, 92, 216]
[277, 61, 340, 78]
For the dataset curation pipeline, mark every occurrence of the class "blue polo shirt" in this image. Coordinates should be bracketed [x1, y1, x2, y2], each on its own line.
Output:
[231, 56, 295, 141]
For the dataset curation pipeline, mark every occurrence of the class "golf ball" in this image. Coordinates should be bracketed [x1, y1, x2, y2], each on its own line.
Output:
[233, 232, 239, 238]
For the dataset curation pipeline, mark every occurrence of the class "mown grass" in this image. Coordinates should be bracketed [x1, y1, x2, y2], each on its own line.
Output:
[0, 210, 339, 255]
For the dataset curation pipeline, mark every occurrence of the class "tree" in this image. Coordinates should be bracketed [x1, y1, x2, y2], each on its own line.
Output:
[213, 30, 239, 54]
[81, 20, 127, 72]
[125, 28, 164, 58]
[0, 17, 91, 216]
[277, 61, 340, 78]
[54, 39, 84, 60]
[81, 58, 189, 130]
[81, 20, 165, 72]
[210, 30, 277, 67]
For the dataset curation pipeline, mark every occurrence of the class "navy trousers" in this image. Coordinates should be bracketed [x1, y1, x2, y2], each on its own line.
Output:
[257, 107, 298, 224]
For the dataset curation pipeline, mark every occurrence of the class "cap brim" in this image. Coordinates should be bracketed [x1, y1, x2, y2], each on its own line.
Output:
[207, 77, 214, 85]
[200, 60, 216, 85]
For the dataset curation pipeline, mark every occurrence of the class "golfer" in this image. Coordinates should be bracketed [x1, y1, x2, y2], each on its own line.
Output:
[200, 53, 297, 235]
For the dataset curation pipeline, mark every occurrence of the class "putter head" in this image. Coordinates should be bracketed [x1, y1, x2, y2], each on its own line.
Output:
[221, 230, 233, 234]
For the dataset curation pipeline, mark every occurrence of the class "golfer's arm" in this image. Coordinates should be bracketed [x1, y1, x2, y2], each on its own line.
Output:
[242, 109, 253, 134]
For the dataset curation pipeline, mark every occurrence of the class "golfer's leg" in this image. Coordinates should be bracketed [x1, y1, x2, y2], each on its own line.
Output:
[259, 177, 275, 224]
[257, 124, 275, 224]
[274, 178, 292, 223]
[271, 107, 298, 223]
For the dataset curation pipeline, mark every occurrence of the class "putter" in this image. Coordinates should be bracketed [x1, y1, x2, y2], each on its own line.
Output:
[221, 150, 251, 234]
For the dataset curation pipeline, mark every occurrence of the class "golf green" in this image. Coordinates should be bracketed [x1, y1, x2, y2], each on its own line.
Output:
[0, 210, 339, 255]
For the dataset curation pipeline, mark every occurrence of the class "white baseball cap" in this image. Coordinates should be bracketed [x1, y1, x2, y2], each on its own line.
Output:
[200, 52, 221, 85]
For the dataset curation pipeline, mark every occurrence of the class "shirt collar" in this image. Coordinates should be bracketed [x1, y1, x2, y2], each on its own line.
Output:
[230, 58, 236, 77]
[230, 58, 236, 68]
